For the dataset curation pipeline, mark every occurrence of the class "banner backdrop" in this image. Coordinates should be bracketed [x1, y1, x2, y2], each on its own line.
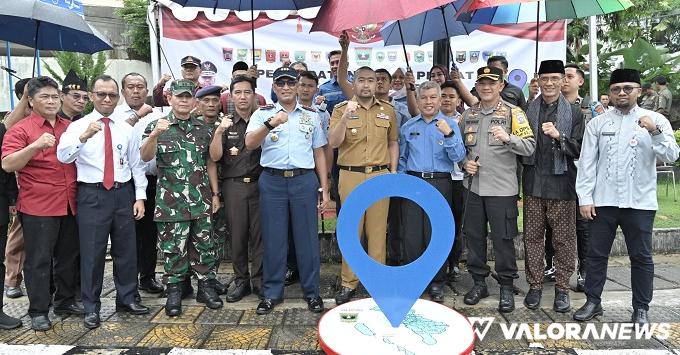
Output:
[159, 7, 566, 102]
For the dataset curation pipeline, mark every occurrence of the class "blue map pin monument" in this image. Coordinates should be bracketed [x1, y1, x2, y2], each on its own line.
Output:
[336, 173, 455, 328]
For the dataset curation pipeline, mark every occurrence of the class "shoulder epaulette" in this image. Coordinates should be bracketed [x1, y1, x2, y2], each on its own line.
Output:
[301, 105, 317, 112]
[334, 101, 349, 109]
[502, 100, 517, 109]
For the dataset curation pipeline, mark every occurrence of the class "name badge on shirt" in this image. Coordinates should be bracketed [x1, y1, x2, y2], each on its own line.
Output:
[602, 131, 616, 136]
[377, 113, 390, 120]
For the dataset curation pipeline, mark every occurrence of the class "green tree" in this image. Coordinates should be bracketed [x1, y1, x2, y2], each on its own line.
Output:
[43, 51, 108, 114]
[116, 0, 151, 61]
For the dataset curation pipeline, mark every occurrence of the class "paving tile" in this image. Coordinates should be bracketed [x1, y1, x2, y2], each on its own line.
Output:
[136, 324, 213, 348]
[283, 308, 323, 326]
[10, 321, 89, 345]
[3, 301, 28, 319]
[653, 266, 680, 286]
[267, 326, 320, 351]
[0, 324, 29, 343]
[657, 322, 680, 348]
[596, 307, 633, 323]
[501, 308, 553, 324]
[195, 308, 243, 325]
[150, 306, 203, 324]
[284, 274, 337, 299]
[543, 308, 577, 323]
[239, 309, 285, 326]
[75, 322, 154, 347]
[107, 305, 162, 323]
[202, 325, 272, 350]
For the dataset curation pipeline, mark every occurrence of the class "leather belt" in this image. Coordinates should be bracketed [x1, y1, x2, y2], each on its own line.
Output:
[263, 168, 313, 178]
[407, 171, 451, 179]
[338, 165, 389, 174]
[230, 176, 259, 183]
[78, 180, 131, 189]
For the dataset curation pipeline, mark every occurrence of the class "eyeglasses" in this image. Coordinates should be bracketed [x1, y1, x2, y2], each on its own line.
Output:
[538, 76, 564, 84]
[274, 80, 297, 88]
[93, 91, 119, 100]
[67, 92, 90, 102]
[610, 85, 640, 94]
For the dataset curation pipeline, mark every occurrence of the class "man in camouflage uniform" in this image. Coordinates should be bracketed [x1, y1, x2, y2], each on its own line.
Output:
[140, 80, 223, 316]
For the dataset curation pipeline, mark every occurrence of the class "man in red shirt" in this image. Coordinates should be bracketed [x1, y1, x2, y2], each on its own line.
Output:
[1, 77, 80, 331]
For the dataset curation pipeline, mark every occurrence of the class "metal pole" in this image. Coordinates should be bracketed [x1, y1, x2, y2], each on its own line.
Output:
[36, 49, 41, 76]
[396, 20, 411, 70]
[440, 6, 454, 67]
[251, 0, 255, 66]
[7, 41, 14, 110]
[588, 15, 598, 103]
[147, 3, 161, 88]
[534, 1, 540, 74]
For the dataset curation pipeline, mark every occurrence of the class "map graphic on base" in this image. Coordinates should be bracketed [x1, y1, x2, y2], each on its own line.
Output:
[318, 298, 475, 355]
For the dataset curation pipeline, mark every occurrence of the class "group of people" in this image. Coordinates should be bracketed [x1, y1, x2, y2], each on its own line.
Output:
[0, 31, 678, 332]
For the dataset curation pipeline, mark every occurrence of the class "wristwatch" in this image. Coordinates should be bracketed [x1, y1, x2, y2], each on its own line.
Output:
[444, 130, 454, 138]
[650, 125, 662, 136]
[212, 191, 221, 197]
[264, 117, 275, 130]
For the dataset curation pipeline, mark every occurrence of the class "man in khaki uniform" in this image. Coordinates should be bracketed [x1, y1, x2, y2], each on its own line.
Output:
[329, 66, 399, 305]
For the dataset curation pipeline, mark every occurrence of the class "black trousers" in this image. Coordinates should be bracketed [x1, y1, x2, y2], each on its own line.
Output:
[585, 207, 655, 310]
[135, 175, 158, 282]
[402, 177, 452, 286]
[78, 182, 138, 313]
[20, 213, 78, 316]
[0, 222, 8, 310]
[464, 192, 519, 285]
[447, 180, 465, 271]
[387, 197, 404, 265]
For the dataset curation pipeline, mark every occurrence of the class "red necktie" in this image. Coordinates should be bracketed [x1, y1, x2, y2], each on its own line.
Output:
[101, 117, 114, 190]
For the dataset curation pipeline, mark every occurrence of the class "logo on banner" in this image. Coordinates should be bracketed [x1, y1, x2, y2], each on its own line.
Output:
[279, 51, 289, 62]
[496, 51, 507, 58]
[237, 49, 248, 61]
[294, 51, 306, 62]
[355, 48, 372, 65]
[350, 24, 378, 44]
[482, 50, 494, 61]
[428, 51, 433, 63]
[250, 49, 262, 62]
[398, 51, 410, 62]
[376, 52, 385, 62]
[311, 51, 322, 62]
[414, 51, 425, 63]
[470, 51, 480, 63]
[265, 50, 276, 63]
[222, 48, 233, 61]
[387, 51, 397, 62]
[456, 51, 466, 63]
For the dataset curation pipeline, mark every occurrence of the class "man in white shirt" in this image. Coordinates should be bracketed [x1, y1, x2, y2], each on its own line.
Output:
[114, 73, 166, 296]
[574, 69, 680, 324]
[57, 75, 149, 329]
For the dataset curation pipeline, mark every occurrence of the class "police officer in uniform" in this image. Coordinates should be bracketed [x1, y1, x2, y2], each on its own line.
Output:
[245, 67, 330, 315]
[398, 81, 465, 302]
[209, 77, 264, 302]
[460, 66, 536, 313]
[329, 66, 399, 305]
[140, 80, 223, 316]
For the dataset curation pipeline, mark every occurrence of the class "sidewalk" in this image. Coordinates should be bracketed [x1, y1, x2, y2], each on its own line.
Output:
[2, 255, 680, 354]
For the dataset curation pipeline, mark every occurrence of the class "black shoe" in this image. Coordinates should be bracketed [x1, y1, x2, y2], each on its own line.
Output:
[554, 288, 571, 313]
[306, 296, 324, 313]
[134, 293, 142, 304]
[115, 302, 150, 315]
[54, 302, 85, 316]
[334, 287, 356, 305]
[5, 286, 23, 299]
[284, 268, 299, 286]
[211, 279, 228, 295]
[139, 279, 164, 294]
[226, 280, 252, 303]
[0, 311, 21, 330]
[632, 308, 649, 324]
[446, 266, 461, 284]
[30, 315, 52, 331]
[181, 278, 194, 299]
[523, 288, 542, 310]
[498, 285, 515, 313]
[256, 298, 282, 315]
[429, 284, 444, 303]
[575, 271, 586, 292]
[165, 283, 182, 317]
[573, 301, 603, 321]
[197, 280, 223, 309]
[83, 312, 100, 329]
[463, 281, 489, 305]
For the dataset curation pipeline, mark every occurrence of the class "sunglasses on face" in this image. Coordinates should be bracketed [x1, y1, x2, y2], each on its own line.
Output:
[182, 65, 198, 70]
[67, 92, 90, 102]
[274, 80, 297, 88]
[93, 91, 119, 100]
[609, 85, 640, 94]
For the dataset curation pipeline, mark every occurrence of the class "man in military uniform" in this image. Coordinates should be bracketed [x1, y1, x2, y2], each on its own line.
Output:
[655, 76, 673, 119]
[195, 85, 230, 296]
[58, 70, 88, 122]
[398, 81, 465, 302]
[460, 66, 536, 313]
[640, 83, 658, 111]
[329, 66, 399, 305]
[152, 56, 202, 107]
[209, 76, 263, 303]
[521, 60, 584, 312]
[245, 66, 330, 315]
[140, 80, 223, 316]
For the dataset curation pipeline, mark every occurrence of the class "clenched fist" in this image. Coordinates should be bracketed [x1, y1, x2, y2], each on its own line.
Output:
[339, 30, 350, 50]
[490, 125, 510, 143]
[79, 122, 102, 143]
[464, 159, 481, 175]
[216, 117, 233, 133]
[151, 118, 170, 137]
[541, 122, 560, 139]
[33, 132, 56, 150]
[343, 101, 359, 120]
[436, 119, 453, 136]
[270, 111, 288, 127]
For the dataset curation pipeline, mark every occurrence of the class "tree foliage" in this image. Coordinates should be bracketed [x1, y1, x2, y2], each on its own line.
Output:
[116, 0, 151, 61]
[43, 51, 108, 114]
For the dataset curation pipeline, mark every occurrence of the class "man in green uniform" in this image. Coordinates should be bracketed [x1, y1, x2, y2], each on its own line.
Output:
[655, 76, 673, 118]
[140, 80, 223, 316]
